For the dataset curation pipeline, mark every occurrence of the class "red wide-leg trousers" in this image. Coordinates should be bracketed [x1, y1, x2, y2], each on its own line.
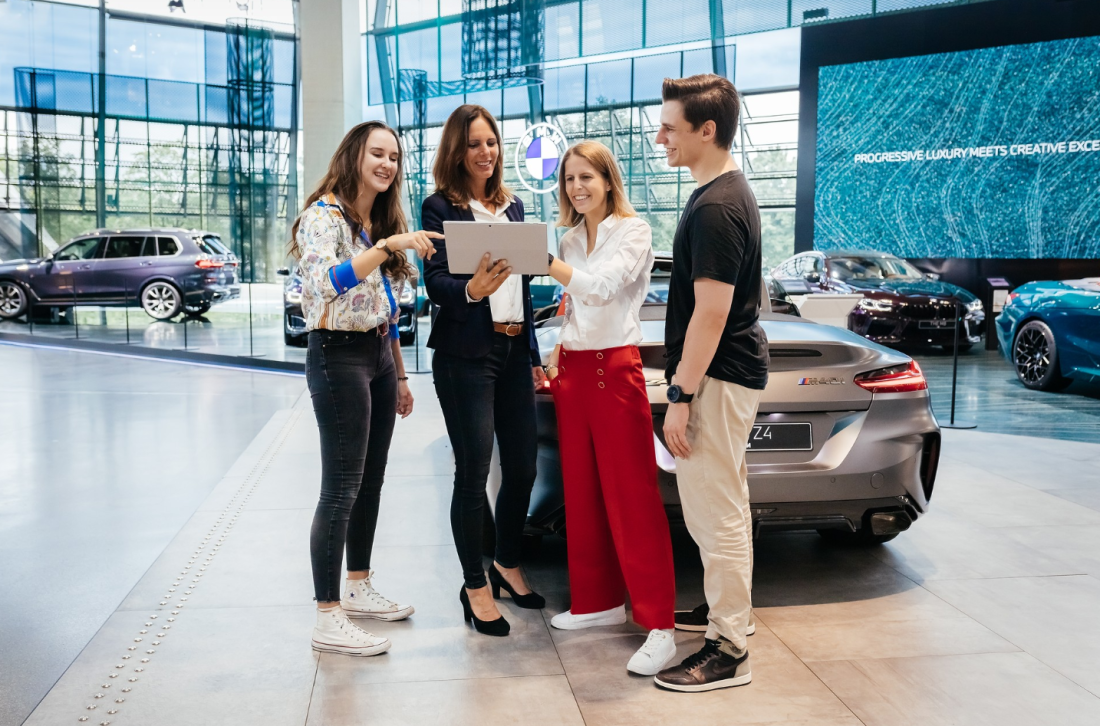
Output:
[551, 345, 675, 630]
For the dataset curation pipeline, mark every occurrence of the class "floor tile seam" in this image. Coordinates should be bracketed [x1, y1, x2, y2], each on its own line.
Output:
[752, 621, 870, 726]
[812, 650, 1100, 702]
[535, 597, 587, 725]
[897, 570, 1090, 583]
[303, 655, 320, 726]
[54, 406, 306, 726]
[317, 672, 573, 689]
[796, 643, 1026, 664]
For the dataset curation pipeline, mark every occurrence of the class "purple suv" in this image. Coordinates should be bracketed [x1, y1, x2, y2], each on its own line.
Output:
[0, 229, 240, 321]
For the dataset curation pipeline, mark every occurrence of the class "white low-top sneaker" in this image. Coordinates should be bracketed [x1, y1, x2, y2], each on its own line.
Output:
[342, 571, 414, 621]
[312, 607, 390, 656]
[550, 604, 627, 630]
[627, 629, 678, 676]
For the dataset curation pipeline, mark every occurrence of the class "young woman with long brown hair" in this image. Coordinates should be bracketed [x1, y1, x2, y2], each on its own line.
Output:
[291, 120, 440, 656]
[421, 105, 546, 637]
[541, 141, 678, 675]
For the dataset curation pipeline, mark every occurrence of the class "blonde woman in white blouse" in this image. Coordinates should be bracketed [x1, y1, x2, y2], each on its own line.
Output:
[542, 141, 678, 676]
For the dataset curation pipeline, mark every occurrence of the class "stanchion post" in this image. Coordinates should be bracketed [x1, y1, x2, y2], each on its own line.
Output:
[124, 281, 131, 344]
[72, 283, 79, 340]
[941, 299, 976, 429]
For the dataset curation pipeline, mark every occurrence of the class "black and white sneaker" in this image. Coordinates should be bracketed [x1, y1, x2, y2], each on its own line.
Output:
[653, 639, 751, 693]
[673, 604, 756, 635]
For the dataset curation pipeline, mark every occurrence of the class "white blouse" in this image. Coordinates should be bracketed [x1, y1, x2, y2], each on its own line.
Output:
[557, 215, 653, 351]
[467, 198, 525, 324]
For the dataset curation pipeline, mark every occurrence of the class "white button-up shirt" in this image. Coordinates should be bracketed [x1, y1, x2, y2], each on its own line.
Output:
[467, 197, 525, 323]
[557, 214, 653, 351]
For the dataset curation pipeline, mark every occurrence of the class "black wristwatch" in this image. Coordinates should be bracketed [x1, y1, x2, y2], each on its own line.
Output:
[666, 384, 694, 404]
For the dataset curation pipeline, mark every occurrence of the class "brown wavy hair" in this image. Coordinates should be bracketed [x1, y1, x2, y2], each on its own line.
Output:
[289, 121, 413, 282]
[556, 141, 636, 228]
[432, 104, 511, 209]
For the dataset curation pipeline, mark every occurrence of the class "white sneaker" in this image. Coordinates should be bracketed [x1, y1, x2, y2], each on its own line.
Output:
[627, 629, 678, 676]
[550, 604, 627, 630]
[341, 571, 414, 621]
[312, 606, 390, 656]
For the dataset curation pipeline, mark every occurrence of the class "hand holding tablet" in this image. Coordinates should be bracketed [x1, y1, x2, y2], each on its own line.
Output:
[467, 253, 513, 300]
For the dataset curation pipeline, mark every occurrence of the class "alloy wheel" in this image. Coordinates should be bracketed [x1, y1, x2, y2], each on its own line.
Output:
[0, 282, 27, 318]
[1013, 326, 1049, 385]
[142, 283, 181, 320]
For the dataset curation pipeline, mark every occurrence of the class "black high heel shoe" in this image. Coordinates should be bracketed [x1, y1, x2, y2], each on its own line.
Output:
[489, 564, 546, 609]
[460, 586, 510, 637]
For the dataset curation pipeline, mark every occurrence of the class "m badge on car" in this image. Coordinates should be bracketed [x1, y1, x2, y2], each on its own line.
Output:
[798, 377, 844, 385]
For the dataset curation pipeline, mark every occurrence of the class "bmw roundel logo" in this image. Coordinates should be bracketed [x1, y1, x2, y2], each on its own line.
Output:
[514, 122, 568, 195]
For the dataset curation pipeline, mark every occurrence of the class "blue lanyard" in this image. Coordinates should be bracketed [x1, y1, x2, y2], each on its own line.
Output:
[359, 228, 398, 318]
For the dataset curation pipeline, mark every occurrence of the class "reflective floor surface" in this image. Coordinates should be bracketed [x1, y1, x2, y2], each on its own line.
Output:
[6, 344, 1100, 726]
[0, 345, 306, 726]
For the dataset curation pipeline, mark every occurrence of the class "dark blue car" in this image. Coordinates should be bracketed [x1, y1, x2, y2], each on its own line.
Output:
[0, 228, 240, 321]
[996, 278, 1100, 391]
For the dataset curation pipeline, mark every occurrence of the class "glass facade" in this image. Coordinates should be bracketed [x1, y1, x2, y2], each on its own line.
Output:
[0, 0, 980, 365]
[364, 0, 967, 269]
[0, 0, 297, 284]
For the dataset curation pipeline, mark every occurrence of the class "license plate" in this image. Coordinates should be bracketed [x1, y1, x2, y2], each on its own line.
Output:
[919, 319, 955, 329]
[747, 422, 813, 451]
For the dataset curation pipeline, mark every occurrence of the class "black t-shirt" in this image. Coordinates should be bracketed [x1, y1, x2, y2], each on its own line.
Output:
[664, 170, 769, 390]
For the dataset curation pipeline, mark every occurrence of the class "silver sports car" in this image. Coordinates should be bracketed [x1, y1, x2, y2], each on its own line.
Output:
[518, 270, 941, 547]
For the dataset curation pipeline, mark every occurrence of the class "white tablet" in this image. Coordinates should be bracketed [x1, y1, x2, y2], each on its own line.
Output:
[443, 221, 549, 275]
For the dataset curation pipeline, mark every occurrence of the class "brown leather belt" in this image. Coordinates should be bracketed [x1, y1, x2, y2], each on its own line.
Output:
[493, 322, 525, 336]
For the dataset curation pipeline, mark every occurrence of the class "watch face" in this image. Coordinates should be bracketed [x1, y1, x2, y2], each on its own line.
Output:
[667, 385, 681, 403]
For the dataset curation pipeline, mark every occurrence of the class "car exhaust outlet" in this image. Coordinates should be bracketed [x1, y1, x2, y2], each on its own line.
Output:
[870, 511, 912, 536]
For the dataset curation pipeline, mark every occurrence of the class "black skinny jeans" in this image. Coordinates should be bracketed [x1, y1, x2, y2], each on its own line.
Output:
[433, 333, 538, 589]
[307, 329, 398, 602]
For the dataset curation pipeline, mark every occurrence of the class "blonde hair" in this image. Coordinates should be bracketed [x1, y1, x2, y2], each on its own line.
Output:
[556, 141, 635, 228]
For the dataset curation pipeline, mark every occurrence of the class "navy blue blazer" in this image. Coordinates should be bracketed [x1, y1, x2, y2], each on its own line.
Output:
[421, 192, 541, 366]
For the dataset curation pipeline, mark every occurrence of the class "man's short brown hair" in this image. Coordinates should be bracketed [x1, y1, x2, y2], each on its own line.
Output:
[661, 74, 740, 150]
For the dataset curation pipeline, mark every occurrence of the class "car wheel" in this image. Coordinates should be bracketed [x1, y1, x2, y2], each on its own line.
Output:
[141, 282, 183, 320]
[1013, 320, 1069, 391]
[817, 528, 898, 546]
[183, 301, 211, 316]
[0, 281, 29, 320]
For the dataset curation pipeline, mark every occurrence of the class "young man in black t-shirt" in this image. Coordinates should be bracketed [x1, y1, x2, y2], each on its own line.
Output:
[653, 74, 769, 693]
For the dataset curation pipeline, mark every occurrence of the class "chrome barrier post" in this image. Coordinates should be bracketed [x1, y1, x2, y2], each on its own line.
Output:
[941, 300, 976, 429]
[125, 280, 131, 344]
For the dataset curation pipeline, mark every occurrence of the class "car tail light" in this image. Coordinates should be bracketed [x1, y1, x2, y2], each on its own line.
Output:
[195, 258, 224, 269]
[854, 360, 927, 393]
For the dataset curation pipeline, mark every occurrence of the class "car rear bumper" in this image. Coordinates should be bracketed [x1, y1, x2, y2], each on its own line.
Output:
[189, 283, 240, 305]
[529, 390, 940, 537]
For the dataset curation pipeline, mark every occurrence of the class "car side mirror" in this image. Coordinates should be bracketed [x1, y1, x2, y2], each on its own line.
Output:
[925, 272, 941, 281]
[804, 272, 821, 284]
[276, 267, 290, 276]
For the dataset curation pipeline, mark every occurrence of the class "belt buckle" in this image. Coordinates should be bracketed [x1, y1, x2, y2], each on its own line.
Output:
[506, 323, 521, 336]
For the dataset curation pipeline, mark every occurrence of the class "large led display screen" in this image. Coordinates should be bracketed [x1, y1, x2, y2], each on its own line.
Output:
[814, 36, 1100, 259]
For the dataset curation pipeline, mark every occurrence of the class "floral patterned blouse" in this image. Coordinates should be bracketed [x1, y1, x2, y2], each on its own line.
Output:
[295, 193, 397, 334]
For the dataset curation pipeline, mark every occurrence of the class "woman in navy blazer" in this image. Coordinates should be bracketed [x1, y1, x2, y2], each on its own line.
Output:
[422, 105, 546, 637]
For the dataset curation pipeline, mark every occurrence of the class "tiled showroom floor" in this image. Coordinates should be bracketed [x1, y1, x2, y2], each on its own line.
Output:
[4, 342, 1100, 726]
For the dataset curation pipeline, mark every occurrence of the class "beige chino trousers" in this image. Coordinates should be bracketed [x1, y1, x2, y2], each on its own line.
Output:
[675, 375, 762, 656]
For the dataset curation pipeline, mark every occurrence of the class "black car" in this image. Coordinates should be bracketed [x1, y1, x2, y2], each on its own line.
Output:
[0, 229, 240, 321]
[278, 266, 419, 346]
[772, 250, 984, 350]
